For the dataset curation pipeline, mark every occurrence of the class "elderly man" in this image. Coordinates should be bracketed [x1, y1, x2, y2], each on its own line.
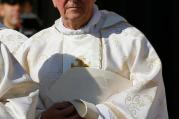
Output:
[16, 0, 168, 119]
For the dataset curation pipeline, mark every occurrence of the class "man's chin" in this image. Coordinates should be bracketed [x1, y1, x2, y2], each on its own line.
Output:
[66, 14, 84, 21]
[11, 19, 20, 25]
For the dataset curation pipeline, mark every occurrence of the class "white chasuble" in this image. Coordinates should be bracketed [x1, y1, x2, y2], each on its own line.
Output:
[15, 5, 168, 119]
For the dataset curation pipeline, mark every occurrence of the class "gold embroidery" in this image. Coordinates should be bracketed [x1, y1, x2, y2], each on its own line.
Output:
[0, 99, 9, 104]
[125, 94, 145, 117]
[71, 57, 89, 67]
[125, 93, 154, 118]
[146, 55, 161, 70]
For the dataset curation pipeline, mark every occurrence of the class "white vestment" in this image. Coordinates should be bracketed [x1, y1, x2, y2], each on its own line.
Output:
[0, 41, 38, 119]
[15, 5, 168, 119]
[0, 27, 28, 54]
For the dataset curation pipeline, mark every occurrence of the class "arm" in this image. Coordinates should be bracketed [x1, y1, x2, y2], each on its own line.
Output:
[0, 42, 38, 119]
[73, 29, 168, 119]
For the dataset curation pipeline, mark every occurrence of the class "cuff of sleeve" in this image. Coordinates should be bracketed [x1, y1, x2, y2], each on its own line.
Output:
[70, 99, 99, 119]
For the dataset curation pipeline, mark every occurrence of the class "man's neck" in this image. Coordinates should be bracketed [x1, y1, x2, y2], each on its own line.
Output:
[63, 20, 85, 30]
[3, 19, 16, 29]
[62, 12, 93, 30]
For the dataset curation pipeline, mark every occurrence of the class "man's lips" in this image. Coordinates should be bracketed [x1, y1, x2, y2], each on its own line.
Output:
[66, 4, 82, 9]
[67, 7, 81, 9]
[66, 7, 83, 11]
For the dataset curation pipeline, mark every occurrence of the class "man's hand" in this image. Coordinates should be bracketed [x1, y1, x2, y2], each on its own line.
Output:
[41, 101, 83, 119]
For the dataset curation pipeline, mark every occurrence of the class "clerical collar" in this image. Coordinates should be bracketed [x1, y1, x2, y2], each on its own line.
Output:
[54, 5, 101, 35]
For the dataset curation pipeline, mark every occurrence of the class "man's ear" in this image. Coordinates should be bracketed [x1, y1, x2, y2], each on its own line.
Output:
[52, 0, 57, 8]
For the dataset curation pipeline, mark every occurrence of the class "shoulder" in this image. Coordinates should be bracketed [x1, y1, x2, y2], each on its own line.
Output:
[30, 27, 53, 40]
[99, 10, 147, 43]
[23, 26, 55, 48]
[0, 29, 28, 40]
[98, 11, 151, 52]
[0, 29, 28, 53]
[99, 10, 127, 29]
[18, 25, 60, 54]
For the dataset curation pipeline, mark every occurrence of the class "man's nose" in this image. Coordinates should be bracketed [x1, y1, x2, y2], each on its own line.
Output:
[68, 0, 79, 3]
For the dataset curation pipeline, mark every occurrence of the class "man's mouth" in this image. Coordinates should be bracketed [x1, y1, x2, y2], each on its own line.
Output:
[68, 6, 81, 9]
[66, 4, 82, 9]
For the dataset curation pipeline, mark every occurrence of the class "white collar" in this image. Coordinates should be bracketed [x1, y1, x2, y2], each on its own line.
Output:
[54, 5, 101, 35]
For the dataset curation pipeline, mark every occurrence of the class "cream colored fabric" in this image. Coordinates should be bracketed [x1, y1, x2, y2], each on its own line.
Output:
[70, 99, 100, 119]
[0, 29, 28, 54]
[47, 68, 132, 104]
[15, 7, 168, 119]
[46, 68, 132, 118]
[0, 42, 39, 119]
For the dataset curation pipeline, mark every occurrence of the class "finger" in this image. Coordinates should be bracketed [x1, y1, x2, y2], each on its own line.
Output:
[48, 105, 77, 118]
[67, 114, 83, 119]
[60, 105, 77, 117]
[53, 102, 72, 110]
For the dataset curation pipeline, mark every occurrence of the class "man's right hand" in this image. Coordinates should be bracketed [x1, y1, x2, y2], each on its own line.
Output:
[41, 101, 83, 119]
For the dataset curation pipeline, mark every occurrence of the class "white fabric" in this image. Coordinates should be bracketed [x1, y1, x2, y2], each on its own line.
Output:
[47, 67, 132, 104]
[15, 6, 168, 119]
[97, 104, 117, 119]
[0, 41, 39, 119]
[69, 99, 100, 119]
[46, 67, 132, 118]
[0, 29, 28, 54]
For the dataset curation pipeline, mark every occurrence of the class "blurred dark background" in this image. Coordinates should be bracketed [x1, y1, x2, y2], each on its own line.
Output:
[35, 0, 178, 118]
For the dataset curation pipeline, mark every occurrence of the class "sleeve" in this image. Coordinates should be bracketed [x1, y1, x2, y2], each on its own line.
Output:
[0, 42, 39, 119]
[73, 30, 168, 119]
[14, 39, 31, 74]
[15, 37, 45, 119]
